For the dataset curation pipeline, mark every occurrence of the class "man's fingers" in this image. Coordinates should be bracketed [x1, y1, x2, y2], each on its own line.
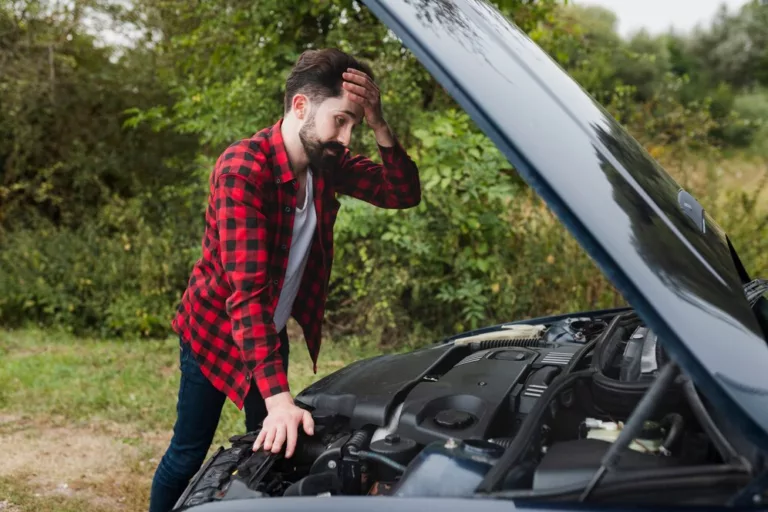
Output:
[346, 91, 372, 109]
[272, 424, 286, 454]
[342, 70, 366, 86]
[343, 69, 373, 84]
[263, 425, 276, 451]
[285, 422, 297, 459]
[343, 72, 379, 96]
[253, 429, 266, 452]
[342, 81, 373, 100]
[302, 411, 315, 436]
[345, 68, 379, 91]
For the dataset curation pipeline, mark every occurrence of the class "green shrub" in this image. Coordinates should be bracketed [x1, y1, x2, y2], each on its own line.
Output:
[0, 186, 204, 338]
[327, 110, 622, 345]
[4, 110, 767, 348]
[726, 90, 768, 150]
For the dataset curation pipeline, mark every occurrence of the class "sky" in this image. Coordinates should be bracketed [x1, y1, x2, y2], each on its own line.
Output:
[578, 0, 751, 38]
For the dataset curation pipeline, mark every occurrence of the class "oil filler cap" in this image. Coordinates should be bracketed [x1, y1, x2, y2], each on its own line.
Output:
[434, 409, 475, 429]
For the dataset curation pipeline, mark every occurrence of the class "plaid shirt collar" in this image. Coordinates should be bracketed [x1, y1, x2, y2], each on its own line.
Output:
[265, 118, 296, 185]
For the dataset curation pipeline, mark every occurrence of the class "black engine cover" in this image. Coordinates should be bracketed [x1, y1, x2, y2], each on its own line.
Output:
[295, 344, 455, 428]
[395, 348, 531, 444]
[296, 340, 582, 446]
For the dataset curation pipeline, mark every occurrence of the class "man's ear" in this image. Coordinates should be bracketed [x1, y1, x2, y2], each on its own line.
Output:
[292, 94, 309, 120]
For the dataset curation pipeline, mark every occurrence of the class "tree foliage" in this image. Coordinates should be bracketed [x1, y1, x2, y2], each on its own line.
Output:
[2, 0, 768, 344]
[0, 0, 198, 231]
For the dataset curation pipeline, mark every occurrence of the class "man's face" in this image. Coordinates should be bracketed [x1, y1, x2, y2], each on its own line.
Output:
[297, 90, 364, 171]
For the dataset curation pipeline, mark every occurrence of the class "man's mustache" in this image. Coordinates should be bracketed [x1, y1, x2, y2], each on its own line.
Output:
[322, 142, 345, 155]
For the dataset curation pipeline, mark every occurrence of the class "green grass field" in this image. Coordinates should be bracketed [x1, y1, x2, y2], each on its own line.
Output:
[0, 325, 374, 511]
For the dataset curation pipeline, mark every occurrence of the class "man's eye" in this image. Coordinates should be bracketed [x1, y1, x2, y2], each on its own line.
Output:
[336, 117, 345, 126]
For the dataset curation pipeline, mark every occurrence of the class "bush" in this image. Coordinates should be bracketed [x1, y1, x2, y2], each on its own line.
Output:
[726, 90, 768, 150]
[327, 110, 622, 345]
[0, 186, 204, 338]
[4, 109, 767, 348]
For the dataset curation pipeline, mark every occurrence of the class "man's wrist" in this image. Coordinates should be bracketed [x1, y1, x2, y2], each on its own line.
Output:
[371, 121, 394, 147]
[264, 390, 293, 412]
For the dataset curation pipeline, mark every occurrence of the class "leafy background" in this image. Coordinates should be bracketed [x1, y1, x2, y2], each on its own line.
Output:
[2, 0, 768, 347]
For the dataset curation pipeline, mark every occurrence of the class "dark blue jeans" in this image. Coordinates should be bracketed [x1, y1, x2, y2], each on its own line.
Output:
[149, 331, 290, 512]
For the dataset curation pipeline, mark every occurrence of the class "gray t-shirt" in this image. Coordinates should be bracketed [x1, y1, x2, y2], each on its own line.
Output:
[273, 169, 316, 332]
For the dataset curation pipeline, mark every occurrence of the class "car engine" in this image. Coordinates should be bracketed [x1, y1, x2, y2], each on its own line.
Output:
[172, 311, 755, 510]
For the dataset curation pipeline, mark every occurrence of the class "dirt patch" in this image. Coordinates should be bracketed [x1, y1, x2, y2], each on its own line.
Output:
[0, 419, 170, 511]
[0, 501, 21, 512]
[0, 414, 23, 428]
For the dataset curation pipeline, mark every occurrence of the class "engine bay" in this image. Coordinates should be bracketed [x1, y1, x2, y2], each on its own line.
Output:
[172, 311, 760, 510]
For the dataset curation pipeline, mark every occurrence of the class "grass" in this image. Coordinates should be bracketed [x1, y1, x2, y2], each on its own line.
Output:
[0, 324, 375, 511]
[0, 324, 373, 436]
[0, 476, 104, 512]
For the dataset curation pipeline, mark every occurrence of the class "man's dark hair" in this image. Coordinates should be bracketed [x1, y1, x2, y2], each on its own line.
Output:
[284, 48, 375, 114]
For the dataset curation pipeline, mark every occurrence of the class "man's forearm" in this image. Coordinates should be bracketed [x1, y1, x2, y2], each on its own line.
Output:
[372, 121, 395, 148]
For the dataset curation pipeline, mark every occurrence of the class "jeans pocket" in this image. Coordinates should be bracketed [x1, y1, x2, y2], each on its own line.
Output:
[180, 343, 208, 386]
[179, 338, 189, 368]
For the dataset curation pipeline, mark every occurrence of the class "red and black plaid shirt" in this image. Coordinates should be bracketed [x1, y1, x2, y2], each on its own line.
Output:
[172, 118, 421, 408]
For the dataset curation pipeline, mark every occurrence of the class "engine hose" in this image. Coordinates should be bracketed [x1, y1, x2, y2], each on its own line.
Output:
[564, 312, 630, 377]
[592, 371, 653, 394]
[283, 472, 338, 497]
[341, 429, 374, 495]
[476, 368, 597, 492]
[346, 447, 407, 474]
[682, 379, 743, 466]
[345, 429, 372, 454]
[592, 312, 633, 373]
[660, 413, 684, 453]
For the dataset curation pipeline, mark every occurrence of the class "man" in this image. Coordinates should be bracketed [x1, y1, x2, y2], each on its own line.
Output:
[149, 48, 421, 512]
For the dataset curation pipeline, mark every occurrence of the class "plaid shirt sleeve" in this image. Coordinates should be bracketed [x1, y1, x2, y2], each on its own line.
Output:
[214, 169, 290, 400]
[333, 136, 421, 208]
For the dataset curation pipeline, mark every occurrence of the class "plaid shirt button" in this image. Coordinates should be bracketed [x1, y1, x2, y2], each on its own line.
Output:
[284, 206, 291, 213]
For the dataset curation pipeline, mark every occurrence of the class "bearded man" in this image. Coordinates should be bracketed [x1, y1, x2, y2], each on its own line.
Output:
[148, 48, 421, 512]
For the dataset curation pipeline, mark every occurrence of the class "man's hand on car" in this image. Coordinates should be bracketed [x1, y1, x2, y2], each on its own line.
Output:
[252, 391, 315, 458]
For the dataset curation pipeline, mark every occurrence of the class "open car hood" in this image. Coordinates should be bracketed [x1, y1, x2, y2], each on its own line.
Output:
[361, 0, 768, 449]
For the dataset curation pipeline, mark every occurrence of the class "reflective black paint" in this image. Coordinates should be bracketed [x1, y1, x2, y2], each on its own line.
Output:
[178, 496, 552, 512]
[360, 0, 768, 447]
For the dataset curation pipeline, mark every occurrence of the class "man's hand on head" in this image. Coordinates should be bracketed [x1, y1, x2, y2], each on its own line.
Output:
[253, 391, 315, 459]
[342, 68, 386, 130]
[342, 68, 395, 148]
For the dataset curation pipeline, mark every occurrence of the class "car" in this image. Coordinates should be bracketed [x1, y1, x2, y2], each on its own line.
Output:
[171, 0, 768, 510]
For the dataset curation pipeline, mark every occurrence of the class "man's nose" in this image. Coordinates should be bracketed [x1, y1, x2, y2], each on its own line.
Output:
[337, 127, 352, 147]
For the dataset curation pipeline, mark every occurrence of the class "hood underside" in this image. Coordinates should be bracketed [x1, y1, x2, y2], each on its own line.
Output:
[361, 0, 768, 449]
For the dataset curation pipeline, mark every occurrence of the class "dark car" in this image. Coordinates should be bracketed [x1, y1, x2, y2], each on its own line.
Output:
[171, 0, 768, 510]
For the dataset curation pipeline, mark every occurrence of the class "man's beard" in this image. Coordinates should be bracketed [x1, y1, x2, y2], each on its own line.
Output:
[299, 111, 345, 172]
